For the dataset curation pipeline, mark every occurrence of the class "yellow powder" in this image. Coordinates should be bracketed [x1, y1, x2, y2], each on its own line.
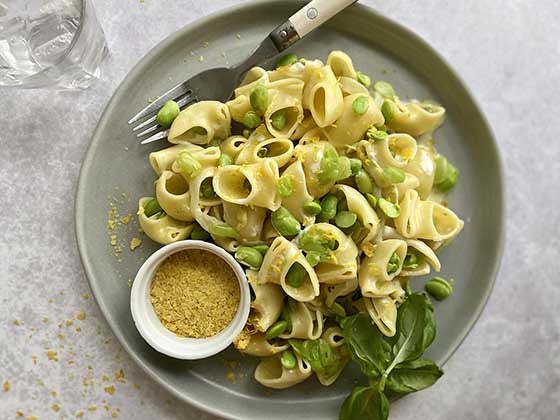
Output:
[47, 350, 58, 361]
[3, 380, 10, 392]
[150, 250, 240, 338]
[13, 319, 21, 326]
[130, 237, 142, 251]
[104, 385, 115, 395]
[76, 312, 86, 321]
[52, 404, 60, 412]
[16, 411, 24, 417]
[226, 371, 236, 384]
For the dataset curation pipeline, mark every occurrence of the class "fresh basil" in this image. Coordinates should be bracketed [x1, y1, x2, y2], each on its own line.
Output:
[339, 386, 389, 420]
[385, 359, 443, 394]
[341, 313, 390, 378]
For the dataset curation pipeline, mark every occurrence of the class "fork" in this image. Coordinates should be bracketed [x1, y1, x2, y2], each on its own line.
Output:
[128, 0, 358, 144]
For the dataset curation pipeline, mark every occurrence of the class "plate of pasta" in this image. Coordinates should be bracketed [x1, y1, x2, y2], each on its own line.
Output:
[76, 1, 504, 419]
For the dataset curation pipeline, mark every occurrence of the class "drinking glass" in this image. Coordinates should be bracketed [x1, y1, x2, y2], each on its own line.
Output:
[0, 0, 108, 89]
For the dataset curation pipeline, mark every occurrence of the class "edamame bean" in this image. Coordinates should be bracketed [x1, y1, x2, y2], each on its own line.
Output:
[331, 302, 346, 317]
[243, 111, 261, 129]
[386, 252, 401, 274]
[156, 100, 180, 128]
[377, 197, 400, 218]
[381, 100, 394, 123]
[403, 250, 422, 270]
[218, 153, 234, 167]
[318, 144, 340, 184]
[303, 201, 322, 216]
[271, 207, 301, 236]
[265, 320, 288, 340]
[235, 246, 264, 270]
[250, 85, 270, 114]
[242, 128, 252, 138]
[286, 263, 306, 288]
[190, 223, 210, 241]
[319, 194, 338, 220]
[276, 175, 293, 198]
[335, 211, 358, 229]
[276, 53, 298, 68]
[253, 244, 269, 256]
[383, 166, 405, 184]
[367, 128, 388, 142]
[280, 350, 297, 369]
[336, 156, 352, 180]
[352, 95, 369, 116]
[365, 193, 377, 209]
[434, 156, 459, 192]
[355, 169, 374, 194]
[144, 198, 162, 217]
[208, 223, 240, 239]
[200, 178, 216, 199]
[356, 71, 371, 88]
[305, 252, 321, 267]
[425, 277, 453, 301]
[176, 151, 202, 176]
[374, 81, 396, 98]
[349, 158, 362, 176]
[271, 110, 286, 130]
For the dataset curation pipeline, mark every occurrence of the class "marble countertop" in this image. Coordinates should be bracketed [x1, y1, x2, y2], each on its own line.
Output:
[1, 0, 559, 419]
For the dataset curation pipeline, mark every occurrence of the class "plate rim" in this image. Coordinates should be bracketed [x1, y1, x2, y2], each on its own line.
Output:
[75, 1, 505, 418]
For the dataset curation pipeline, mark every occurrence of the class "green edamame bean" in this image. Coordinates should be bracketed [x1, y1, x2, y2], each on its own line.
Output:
[386, 252, 401, 274]
[381, 100, 394, 123]
[374, 81, 396, 98]
[403, 250, 422, 270]
[253, 244, 269, 256]
[305, 252, 321, 267]
[349, 158, 362, 176]
[235, 246, 264, 270]
[276, 53, 298, 68]
[265, 320, 288, 340]
[176, 151, 202, 176]
[355, 169, 374, 194]
[271, 110, 286, 130]
[250, 85, 270, 114]
[434, 156, 459, 192]
[356, 71, 371, 88]
[367, 128, 388, 142]
[144, 198, 162, 217]
[303, 201, 322, 216]
[317, 144, 340, 184]
[276, 175, 293, 198]
[425, 277, 453, 301]
[331, 302, 346, 317]
[280, 350, 297, 369]
[190, 223, 210, 241]
[365, 193, 377, 209]
[208, 223, 240, 239]
[271, 207, 301, 236]
[378, 197, 400, 218]
[319, 194, 338, 220]
[243, 111, 261, 129]
[336, 156, 352, 180]
[286, 263, 306, 288]
[352, 95, 369, 116]
[218, 153, 234, 167]
[335, 211, 358, 229]
[200, 178, 216, 199]
[156, 100, 180, 128]
[383, 166, 406, 184]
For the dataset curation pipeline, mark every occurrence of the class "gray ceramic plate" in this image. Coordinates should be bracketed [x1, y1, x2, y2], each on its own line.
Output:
[75, 1, 504, 419]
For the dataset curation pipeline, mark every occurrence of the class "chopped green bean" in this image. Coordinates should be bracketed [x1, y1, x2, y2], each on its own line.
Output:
[374, 81, 396, 98]
[378, 197, 400, 218]
[265, 320, 288, 340]
[355, 169, 374, 194]
[242, 111, 261, 129]
[235, 246, 264, 270]
[286, 263, 306, 288]
[176, 151, 202, 176]
[319, 194, 338, 220]
[349, 158, 362, 176]
[144, 198, 162, 217]
[303, 201, 322, 216]
[276, 53, 298, 68]
[253, 244, 269, 256]
[190, 223, 210, 241]
[276, 175, 293, 198]
[271, 110, 287, 130]
[381, 100, 394, 123]
[335, 211, 357, 228]
[156, 100, 180, 128]
[383, 166, 406, 184]
[208, 223, 240, 239]
[218, 153, 234, 167]
[280, 350, 297, 369]
[250, 85, 270, 114]
[352, 95, 369, 116]
[271, 207, 301, 236]
[356, 71, 371, 88]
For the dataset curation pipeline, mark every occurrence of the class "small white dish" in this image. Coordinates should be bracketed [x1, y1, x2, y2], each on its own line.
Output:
[130, 240, 251, 360]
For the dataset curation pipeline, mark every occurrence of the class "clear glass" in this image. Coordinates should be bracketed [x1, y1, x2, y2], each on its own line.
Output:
[0, 0, 108, 89]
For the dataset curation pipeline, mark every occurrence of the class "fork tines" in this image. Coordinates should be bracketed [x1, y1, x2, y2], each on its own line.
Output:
[128, 81, 198, 145]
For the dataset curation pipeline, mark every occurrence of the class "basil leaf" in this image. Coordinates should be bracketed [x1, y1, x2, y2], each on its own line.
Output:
[340, 313, 391, 378]
[390, 293, 435, 366]
[289, 338, 348, 382]
[339, 386, 389, 420]
[386, 359, 443, 394]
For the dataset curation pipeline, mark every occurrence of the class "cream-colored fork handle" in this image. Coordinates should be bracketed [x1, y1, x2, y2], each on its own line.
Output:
[289, 0, 358, 38]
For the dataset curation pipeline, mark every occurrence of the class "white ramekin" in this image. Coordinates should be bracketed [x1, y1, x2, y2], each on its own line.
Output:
[130, 240, 250, 360]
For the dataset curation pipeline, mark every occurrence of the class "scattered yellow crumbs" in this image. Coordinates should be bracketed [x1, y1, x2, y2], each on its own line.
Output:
[202, 41, 209, 48]
[130, 237, 142, 250]
[104, 385, 116, 395]
[13, 319, 21, 326]
[76, 411, 84, 418]
[189, 50, 195, 56]
[226, 371, 236, 384]
[102, 375, 110, 382]
[47, 350, 58, 361]
[83, 293, 89, 299]
[115, 369, 125, 383]
[198, 55, 204, 63]
[32, 356, 37, 365]
[66, 320, 73, 327]
[3, 380, 10, 392]
[52, 404, 60, 412]
[76, 311, 86, 321]
[16, 411, 23, 417]
[127, 278, 133, 288]
[223, 360, 241, 369]
[88, 405, 97, 412]
[42, 317, 49, 323]
[236, 33, 241, 40]
[26, 416, 37, 420]
[120, 214, 131, 224]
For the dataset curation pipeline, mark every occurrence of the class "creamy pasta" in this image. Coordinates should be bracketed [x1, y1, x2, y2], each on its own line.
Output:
[137, 50, 463, 390]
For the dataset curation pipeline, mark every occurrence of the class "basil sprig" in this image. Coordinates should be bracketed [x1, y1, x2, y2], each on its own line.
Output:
[339, 293, 443, 420]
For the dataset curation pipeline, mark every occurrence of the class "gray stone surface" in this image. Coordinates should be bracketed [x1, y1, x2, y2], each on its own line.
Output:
[1, 0, 559, 419]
